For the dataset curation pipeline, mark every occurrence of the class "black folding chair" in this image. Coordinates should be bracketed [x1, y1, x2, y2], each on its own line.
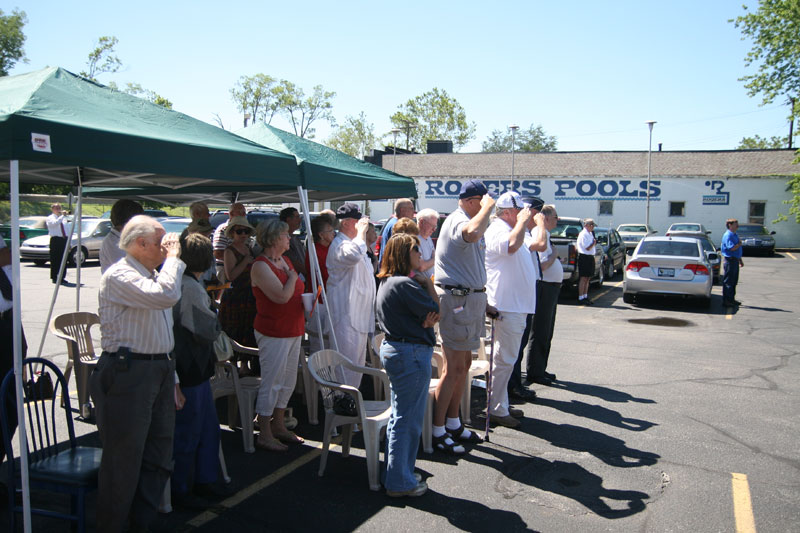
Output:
[0, 357, 102, 532]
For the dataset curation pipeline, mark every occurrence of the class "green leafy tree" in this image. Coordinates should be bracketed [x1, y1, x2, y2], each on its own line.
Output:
[122, 82, 173, 109]
[737, 134, 789, 149]
[230, 73, 280, 125]
[482, 123, 558, 152]
[0, 8, 27, 76]
[325, 112, 378, 158]
[274, 81, 336, 138]
[390, 88, 476, 153]
[81, 35, 122, 81]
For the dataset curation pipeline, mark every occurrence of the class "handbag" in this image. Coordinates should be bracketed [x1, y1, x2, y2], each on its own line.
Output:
[213, 330, 233, 362]
[333, 394, 357, 417]
[24, 369, 54, 400]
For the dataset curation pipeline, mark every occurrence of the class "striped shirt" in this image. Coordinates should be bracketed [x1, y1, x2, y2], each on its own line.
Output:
[99, 255, 186, 354]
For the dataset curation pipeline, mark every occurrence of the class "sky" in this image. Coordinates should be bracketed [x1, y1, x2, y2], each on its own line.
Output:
[6, 0, 795, 153]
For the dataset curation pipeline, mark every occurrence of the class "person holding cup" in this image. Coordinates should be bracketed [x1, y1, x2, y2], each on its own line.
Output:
[250, 219, 305, 451]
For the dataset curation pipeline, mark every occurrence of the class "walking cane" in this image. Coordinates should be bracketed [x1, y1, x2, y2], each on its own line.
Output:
[484, 316, 496, 442]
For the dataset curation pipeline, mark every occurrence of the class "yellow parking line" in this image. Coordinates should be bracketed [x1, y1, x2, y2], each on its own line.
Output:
[594, 280, 624, 301]
[187, 441, 323, 527]
[726, 312, 733, 320]
[787, 252, 796, 260]
[731, 472, 757, 533]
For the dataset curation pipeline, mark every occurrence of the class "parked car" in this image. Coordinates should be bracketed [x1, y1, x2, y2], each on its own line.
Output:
[594, 227, 626, 279]
[737, 223, 776, 255]
[1, 216, 49, 247]
[616, 223, 658, 252]
[663, 232, 721, 283]
[665, 222, 711, 236]
[623, 236, 713, 307]
[20, 218, 113, 266]
[550, 217, 605, 288]
[157, 217, 192, 234]
[209, 210, 230, 228]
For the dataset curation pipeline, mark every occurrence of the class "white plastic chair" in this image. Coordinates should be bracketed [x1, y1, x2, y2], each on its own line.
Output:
[369, 333, 390, 401]
[298, 341, 321, 425]
[308, 349, 391, 491]
[49, 312, 101, 419]
[209, 339, 261, 454]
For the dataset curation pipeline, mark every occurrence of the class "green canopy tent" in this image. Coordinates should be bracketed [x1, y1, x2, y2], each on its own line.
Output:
[0, 66, 301, 531]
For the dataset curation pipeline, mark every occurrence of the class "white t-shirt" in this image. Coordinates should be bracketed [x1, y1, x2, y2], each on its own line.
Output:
[419, 235, 435, 279]
[484, 218, 537, 314]
[523, 231, 541, 281]
[577, 228, 595, 255]
[539, 232, 564, 283]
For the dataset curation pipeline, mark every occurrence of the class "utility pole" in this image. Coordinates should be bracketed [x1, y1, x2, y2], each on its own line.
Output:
[789, 97, 796, 150]
[509, 124, 519, 192]
[645, 120, 656, 228]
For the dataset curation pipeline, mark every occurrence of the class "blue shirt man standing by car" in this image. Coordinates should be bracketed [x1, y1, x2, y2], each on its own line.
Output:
[720, 218, 744, 307]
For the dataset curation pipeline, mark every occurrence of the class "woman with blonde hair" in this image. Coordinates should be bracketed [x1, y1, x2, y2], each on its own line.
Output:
[376, 233, 440, 497]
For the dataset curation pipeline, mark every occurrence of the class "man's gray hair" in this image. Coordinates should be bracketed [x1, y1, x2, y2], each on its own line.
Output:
[119, 215, 160, 251]
[541, 204, 557, 217]
[393, 198, 413, 215]
[416, 208, 439, 224]
[189, 201, 208, 220]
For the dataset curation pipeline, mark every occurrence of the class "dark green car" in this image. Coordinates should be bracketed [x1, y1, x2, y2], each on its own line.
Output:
[1, 216, 49, 247]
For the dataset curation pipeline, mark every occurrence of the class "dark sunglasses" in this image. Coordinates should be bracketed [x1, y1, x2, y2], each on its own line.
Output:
[234, 228, 251, 235]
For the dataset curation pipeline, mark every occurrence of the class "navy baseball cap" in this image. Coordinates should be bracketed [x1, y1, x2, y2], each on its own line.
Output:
[459, 179, 488, 199]
[336, 202, 362, 219]
[522, 196, 545, 211]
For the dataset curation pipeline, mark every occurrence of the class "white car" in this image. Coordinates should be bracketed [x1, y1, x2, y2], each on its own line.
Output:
[20, 218, 113, 266]
[616, 223, 658, 252]
[665, 222, 711, 236]
[623, 236, 713, 307]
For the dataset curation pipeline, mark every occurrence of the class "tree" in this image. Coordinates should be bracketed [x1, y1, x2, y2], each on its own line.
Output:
[481, 123, 558, 152]
[230, 73, 280, 125]
[325, 112, 378, 158]
[737, 134, 788, 149]
[390, 88, 476, 153]
[81, 35, 122, 81]
[0, 8, 27, 76]
[122, 82, 173, 109]
[274, 81, 336, 138]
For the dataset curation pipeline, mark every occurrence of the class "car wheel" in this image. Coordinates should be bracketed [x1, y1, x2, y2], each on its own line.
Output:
[605, 258, 614, 279]
[33, 259, 47, 266]
[623, 292, 635, 304]
[592, 262, 604, 287]
[69, 246, 87, 267]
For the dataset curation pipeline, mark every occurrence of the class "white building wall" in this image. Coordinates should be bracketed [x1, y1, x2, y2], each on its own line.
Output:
[366, 175, 800, 248]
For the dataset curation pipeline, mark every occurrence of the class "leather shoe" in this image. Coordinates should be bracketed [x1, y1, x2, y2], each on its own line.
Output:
[489, 413, 521, 428]
[544, 371, 557, 381]
[528, 376, 554, 386]
[508, 386, 536, 402]
[508, 407, 524, 418]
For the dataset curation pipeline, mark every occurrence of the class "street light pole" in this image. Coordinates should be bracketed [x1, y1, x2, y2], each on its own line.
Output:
[509, 124, 519, 192]
[645, 120, 656, 228]
[390, 128, 401, 173]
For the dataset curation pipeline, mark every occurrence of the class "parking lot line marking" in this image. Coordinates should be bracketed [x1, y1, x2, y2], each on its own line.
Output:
[186, 441, 323, 527]
[593, 280, 623, 302]
[731, 472, 757, 533]
[787, 252, 796, 260]
[726, 311, 733, 320]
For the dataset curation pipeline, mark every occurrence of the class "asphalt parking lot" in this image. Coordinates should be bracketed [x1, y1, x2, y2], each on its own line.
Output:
[3, 251, 799, 532]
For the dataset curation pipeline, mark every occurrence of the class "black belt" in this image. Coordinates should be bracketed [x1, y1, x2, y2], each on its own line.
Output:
[435, 284, 486, 294]
[384, 335, 430, 345]
[0, 309, 12, 321]
[102, 350, 169, 361]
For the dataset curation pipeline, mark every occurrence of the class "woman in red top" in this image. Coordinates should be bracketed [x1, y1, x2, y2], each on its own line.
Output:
[251, 219, 306, 452]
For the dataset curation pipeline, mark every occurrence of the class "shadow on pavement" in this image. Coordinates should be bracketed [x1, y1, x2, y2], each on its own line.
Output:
[548, 380, 656, 404]
[533, 398, 658, 432]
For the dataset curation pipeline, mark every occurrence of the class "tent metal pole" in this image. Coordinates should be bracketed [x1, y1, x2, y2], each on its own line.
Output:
[75, 171, 83, 311]
[10, 160, 33, 532]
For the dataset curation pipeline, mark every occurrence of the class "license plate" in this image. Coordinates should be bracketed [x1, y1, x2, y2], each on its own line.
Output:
[658, 268, 675, 277]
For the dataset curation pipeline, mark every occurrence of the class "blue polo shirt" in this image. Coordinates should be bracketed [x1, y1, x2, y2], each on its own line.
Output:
[720, 229, 742, 259]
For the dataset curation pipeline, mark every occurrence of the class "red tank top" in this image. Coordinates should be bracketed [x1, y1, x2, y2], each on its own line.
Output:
[252, 256, 305, 338]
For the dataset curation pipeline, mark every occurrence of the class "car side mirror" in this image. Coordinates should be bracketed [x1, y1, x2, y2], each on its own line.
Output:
[651, 230, 658, 234]
[770, 231, 776, 235]
[705, 230, 712, 234]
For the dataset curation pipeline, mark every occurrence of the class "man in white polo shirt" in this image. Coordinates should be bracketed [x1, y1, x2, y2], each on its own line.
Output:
[46, 202, 69, 284]
[576, 218, 597, 304]
[484, 191, 544, 428]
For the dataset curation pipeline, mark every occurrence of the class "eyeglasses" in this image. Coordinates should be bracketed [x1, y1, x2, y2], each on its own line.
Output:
[234, 228, 251, 235]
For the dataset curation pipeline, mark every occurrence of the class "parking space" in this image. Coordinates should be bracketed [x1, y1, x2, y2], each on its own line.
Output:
[4, 252, 799, 531]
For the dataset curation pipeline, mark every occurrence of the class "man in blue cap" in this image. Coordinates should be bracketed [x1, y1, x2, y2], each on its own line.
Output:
[431, 179, 495, 453]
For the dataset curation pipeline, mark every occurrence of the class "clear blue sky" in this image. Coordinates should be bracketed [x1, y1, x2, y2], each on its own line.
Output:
[7, 0, 794, 153]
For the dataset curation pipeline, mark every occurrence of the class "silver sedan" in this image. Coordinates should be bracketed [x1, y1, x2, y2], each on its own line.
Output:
[623, 236, 713, 307]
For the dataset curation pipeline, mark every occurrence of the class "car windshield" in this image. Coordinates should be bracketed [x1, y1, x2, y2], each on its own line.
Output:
[161, 219, 190, 233]
[698, 238, 715, 252]
[19, 218, 43, 228]
[738, 225, 769, 235]
[619, 225, 647, 232]
[669, 224, 700, 232]
[638, 241, 699, 257]
[552, 220, 583, 238]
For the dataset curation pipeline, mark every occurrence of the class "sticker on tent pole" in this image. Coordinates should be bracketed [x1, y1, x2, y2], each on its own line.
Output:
[31, 133, 52, 153]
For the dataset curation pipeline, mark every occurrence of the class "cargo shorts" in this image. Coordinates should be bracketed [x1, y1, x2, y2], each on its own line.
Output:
[435, 287, 488, 351]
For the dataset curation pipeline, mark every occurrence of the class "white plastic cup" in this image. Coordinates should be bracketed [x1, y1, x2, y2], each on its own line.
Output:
[301, 293, 315, 313]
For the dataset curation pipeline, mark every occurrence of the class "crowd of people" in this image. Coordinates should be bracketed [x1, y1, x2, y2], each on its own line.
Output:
[1, 183, 572, 529]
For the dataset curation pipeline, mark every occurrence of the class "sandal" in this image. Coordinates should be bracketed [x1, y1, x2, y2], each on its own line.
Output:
[449, 424, 483, 443]
[432, 433, 466, 455]
[255, 437, 288, 452]
[274, 431, 305, 444]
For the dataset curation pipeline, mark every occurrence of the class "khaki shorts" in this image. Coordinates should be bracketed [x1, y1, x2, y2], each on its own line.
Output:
[436, 287, 487, 351]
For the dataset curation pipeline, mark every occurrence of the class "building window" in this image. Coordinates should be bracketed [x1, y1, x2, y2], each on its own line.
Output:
[598, 200, 613, 216]
[749, 201, 766, 225]
[669, 201, 685, 217]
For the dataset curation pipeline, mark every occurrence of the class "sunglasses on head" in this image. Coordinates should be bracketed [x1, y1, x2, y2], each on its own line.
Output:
[234, 228, 251, 235]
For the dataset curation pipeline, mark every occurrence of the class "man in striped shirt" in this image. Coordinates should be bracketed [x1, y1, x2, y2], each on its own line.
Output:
[90, 215, 185, 533]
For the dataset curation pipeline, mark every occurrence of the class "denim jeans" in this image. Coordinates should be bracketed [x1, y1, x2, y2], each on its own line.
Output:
[722, 257, 739, 302]
[380, 339, 432, 491]
[172, 380, 220, 494]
